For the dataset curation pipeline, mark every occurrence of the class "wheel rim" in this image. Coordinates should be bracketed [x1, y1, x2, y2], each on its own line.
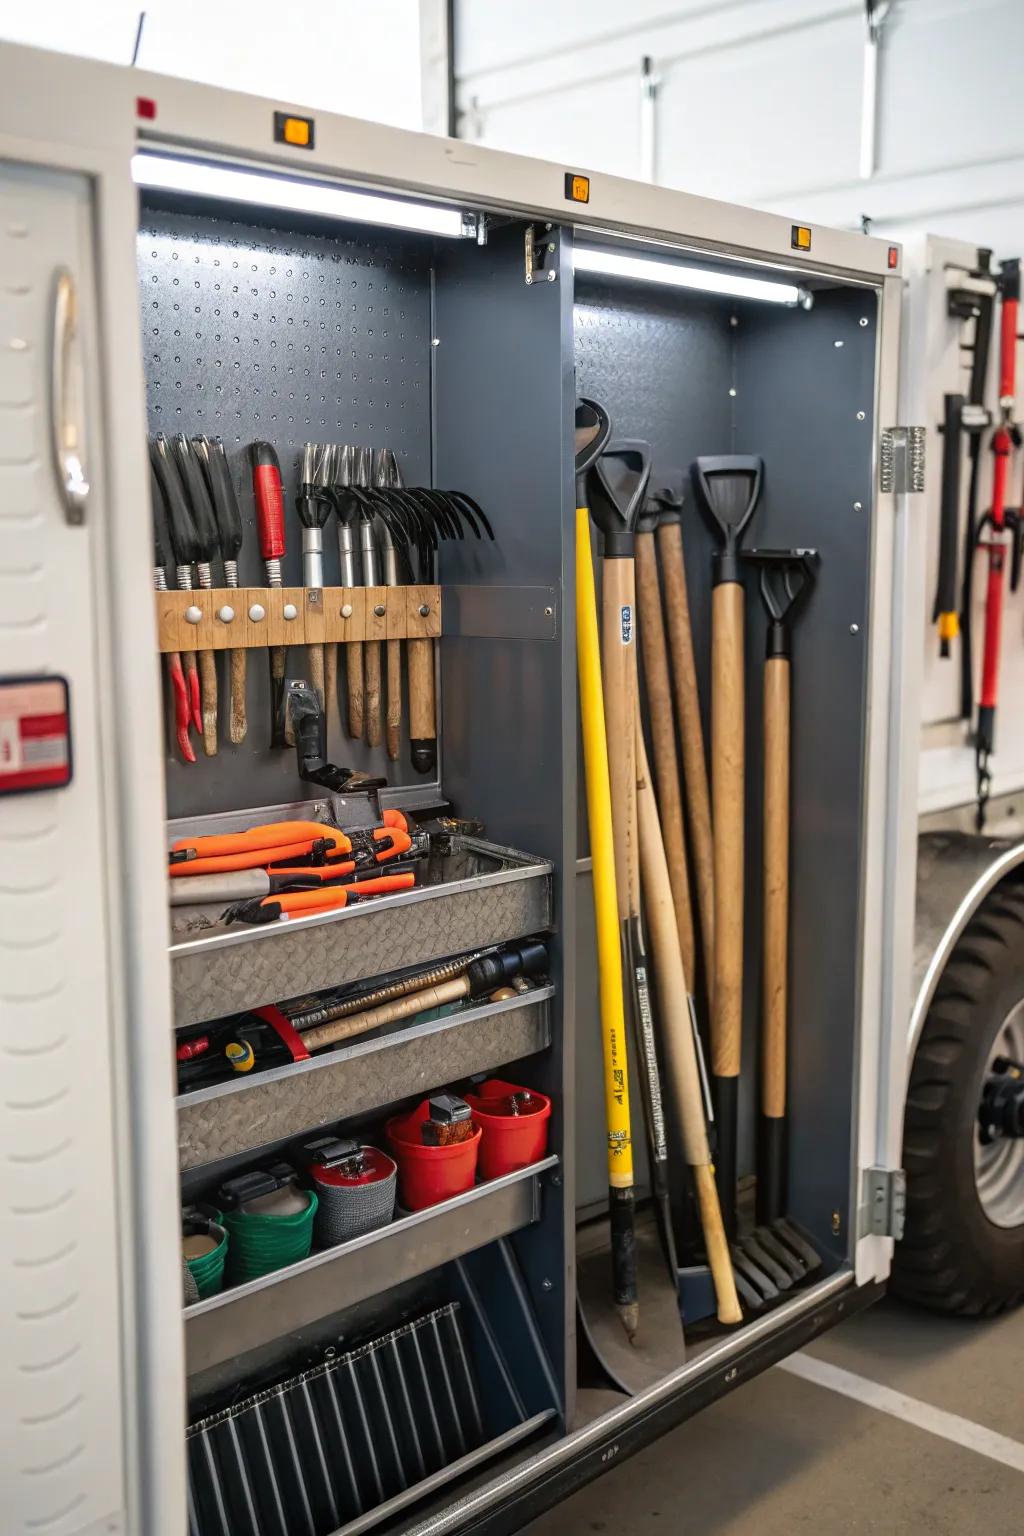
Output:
[974, 998, 1024, 1229]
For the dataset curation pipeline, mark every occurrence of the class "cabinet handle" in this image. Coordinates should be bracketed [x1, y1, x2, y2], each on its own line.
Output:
[50, 267, 89, 525]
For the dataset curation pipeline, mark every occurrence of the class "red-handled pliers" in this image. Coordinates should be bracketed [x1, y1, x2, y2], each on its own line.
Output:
[224, 870, 416, 925]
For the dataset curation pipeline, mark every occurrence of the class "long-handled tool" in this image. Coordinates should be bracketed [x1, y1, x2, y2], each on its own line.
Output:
[249, 441, 289, 747]
[332, 444, 367, 740]
[636, 498, 696, 983]
[636, 714, 741, 1326]
[575, 399, 639, 1341]
[151, 434, 203, 743]
[150, 459, 195, 763]
[195, 435, 247, 744]
[722, 547, 825, 1312]
[974, 260, 1022, 828]
[173, 434, 221, 756]
[947, 255, 997, 717]
[375, 448, 404, 762]
[692, 455, 763, 1235]
[934, 394, 965, 659]
[297, 442, 334, 711]
[654, 480, 715, 1001]
[359, 451, 385, 751]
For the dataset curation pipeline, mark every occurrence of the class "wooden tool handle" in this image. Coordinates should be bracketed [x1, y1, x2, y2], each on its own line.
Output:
[307, 642, 326, 710]
[386, 638, 402, 761]
[324, 644, 338, 728]
[365, 639, 383, 748]
[301, 974, 466, 1052]
[408, 636, 436, 752]
[763, 655, 790, 1118]
[346, 640, 364, 739]
[636, 531, 696, 980]
[269, 644, 292, 748]
[228, 648, 247, 745]
[601, 558, 639, 920]
[636, 721, 741, 1325]
[198, 649, 218, 756]
[658, 522, 715, 991]
[711, 581, 744, 1079]
[693, 1163, 743, 1325]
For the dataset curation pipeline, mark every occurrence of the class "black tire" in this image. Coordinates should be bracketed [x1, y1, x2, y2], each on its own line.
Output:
[892, 880, 1024, 1315]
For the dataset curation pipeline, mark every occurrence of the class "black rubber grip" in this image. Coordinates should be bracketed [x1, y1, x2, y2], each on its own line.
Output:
[712, 1074, 739, 1240]
[756, 1113, 787, 1228]
[410, 739, 437, 775]
[609, 1184, 638, 1308]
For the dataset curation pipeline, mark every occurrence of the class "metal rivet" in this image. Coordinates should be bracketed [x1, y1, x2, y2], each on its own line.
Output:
[544, 606, 554, 617]
[249, 603, 266, 622]
[859, 317, 869, 327]
[283, 602, 298, 621]
[853, 501, 863, 512]
[541, 1278, 553, 1292]
[341, 603, 353, 619]
[832, 1210, 842, 1235]
[849, 623, 860, 635]
[374, 603, 386, 617]
[525, 274, 533, 285]
[217, 605, 235, 623]
[418, 603, 430, 618]
[546, 269, 556, 282]
[834, 339, 844, 348]
[431, 337, 440, 347]
[857, 410, 866, 420]
[729, 315, 739, 328]
[724, 1367, 738, 1383]
[728, 387, 737, 397]
[185, 605, 203, 625]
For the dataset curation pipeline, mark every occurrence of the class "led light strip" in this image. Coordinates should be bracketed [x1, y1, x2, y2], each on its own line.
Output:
[574, 244, 806, 306]
[132, 152, 471, 239]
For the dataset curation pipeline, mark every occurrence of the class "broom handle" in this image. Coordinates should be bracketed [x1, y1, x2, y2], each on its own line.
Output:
[229, 648, 247, 745]
[763, 654, 789, 1119]
[711, 582, 744, 1080]
[635, 530, 696, 981]
[658, 521, 715, 991]
[301, 974, 468, 1051]
[307, 643, 326, 710]
[324, 644, 338, 732]
[198, 651, 218, 756]
[636, 716, 742, 1326]
[601, 558, 639, 919]
[408, 638, 436, 766]
[365, 640, 383, 748]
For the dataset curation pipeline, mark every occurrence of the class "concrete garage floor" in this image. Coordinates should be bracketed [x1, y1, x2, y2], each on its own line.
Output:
[526, 1298, 1024, 1535]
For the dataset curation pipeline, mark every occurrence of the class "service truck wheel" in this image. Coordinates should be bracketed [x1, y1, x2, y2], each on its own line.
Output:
[894, 881, 1024, 1315]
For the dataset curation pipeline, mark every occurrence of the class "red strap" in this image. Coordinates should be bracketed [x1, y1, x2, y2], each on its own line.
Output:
[254, 1004, 310, 1061]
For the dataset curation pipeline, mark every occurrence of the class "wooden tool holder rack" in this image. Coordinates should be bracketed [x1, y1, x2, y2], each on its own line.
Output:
[155, 584, 441, 652]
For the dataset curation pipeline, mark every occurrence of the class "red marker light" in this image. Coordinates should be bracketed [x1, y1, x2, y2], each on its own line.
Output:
[888, 245, 899, 270]
[136, 96, 157, 121]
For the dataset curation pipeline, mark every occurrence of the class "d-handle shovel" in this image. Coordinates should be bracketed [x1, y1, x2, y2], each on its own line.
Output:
[691, 454, 763, 1237]
[731, 547, 823, 1312]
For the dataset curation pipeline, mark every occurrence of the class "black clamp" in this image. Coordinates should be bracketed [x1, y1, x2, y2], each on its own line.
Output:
[217, 1162, 296, 1209]
[288, 680, 386, 794]
[301, 1135, 370, 1176]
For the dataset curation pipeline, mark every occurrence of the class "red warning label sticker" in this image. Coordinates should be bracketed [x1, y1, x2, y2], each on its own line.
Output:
[0, 677, 72, 795]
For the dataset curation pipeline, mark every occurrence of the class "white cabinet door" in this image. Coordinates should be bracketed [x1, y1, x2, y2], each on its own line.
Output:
[0, 161, 129, 1536]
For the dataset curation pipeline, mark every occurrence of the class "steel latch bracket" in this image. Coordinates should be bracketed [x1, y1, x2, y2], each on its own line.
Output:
[525, 224, 558, 286]
[860, 1166, 907, 1239]
[880, 426, 926, 493]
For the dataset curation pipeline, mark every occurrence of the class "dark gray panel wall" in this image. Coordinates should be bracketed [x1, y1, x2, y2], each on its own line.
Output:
[433, 225, 576, 1410]
[138, 206, 434, 817]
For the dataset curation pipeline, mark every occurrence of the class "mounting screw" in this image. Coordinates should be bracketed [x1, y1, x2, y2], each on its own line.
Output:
[525, 273, 533, 286]
[549, 1171, 562, 1186]
[724, 1367, 738, 1383]
[729, 387, 737, 397]
[849, 623, 860, 635]
[418, 603, 430, 618]
[541, 1278, 553, 1292]
[860, 317, 869, 327]
[431, 337, 440, 347]
[217, 605, 235, 624]
[374, 603, 386, 617]
[547, 242, 556, 253]
[729, 314, 739, 328]
[857, 410, 866, 421]
[544, 606, 554, 617]
[853, 501, 863, 512]
[834, 339, 844, 348]
[249, 603, 266, 623]
[185, 605, 203, 625]
[283, 602, 298, 621]
[341, 602, 353, 619]
[832, 1210, 842, 1236]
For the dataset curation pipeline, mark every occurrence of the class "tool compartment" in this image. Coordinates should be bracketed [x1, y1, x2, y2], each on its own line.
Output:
[0, 44, 912, 1536]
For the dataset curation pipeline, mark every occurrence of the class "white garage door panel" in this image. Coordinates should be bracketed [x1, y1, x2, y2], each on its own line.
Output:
[470, 74, 640, 182]
[656, 11, 862, 202]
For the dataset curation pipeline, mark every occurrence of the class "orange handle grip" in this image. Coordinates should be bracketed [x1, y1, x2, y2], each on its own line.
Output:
[271, 872, 415, 915]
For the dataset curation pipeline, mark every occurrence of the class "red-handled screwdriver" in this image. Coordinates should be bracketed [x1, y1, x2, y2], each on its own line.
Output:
[249, 441, 289, 746]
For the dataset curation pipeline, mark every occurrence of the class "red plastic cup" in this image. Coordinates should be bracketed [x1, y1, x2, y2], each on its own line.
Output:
[386, 1099, 481, 1211]
[464, 1079, 551, 1179]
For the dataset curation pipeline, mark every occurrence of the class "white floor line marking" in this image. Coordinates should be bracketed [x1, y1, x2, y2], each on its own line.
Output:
[777, 1352, 1024, 1474]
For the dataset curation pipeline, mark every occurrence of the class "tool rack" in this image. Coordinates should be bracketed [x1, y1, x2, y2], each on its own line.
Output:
[0, 40, 917, 1536]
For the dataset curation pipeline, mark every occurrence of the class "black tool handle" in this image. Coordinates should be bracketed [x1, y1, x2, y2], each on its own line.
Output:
[934, 394, 965, 652]
[465, 941, 547, 997]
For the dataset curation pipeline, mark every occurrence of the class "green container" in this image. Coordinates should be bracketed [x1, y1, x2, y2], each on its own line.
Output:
[183, 1216, 228, 1301]
[224, 1189, 318, 1284]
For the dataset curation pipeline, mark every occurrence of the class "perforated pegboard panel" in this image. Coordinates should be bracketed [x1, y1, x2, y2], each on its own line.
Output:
[137, 206, 434, 817]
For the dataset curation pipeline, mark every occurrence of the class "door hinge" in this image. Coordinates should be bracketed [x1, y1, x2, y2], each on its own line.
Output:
[860, 1166, 906, 1239]
[524, 224, 558, 286]
[880, 426, 925, 493]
